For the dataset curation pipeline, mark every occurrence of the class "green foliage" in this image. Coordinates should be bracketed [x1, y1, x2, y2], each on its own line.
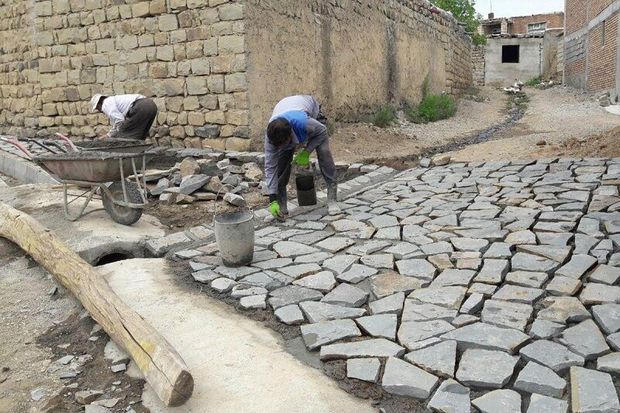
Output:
[372, 105, 397, 128]
[431, 0, 479, 32]
[472, 32, 487, 46]
[406, 94, 458, 124]
[525, 77, 542, 87]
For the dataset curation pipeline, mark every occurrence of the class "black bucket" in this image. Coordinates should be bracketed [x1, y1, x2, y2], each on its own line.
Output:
[296, 173, 317, 206]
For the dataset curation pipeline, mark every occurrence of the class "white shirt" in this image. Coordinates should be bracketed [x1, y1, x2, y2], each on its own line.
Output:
[269, 95, 320, 122]
[101, 94, 144, 125]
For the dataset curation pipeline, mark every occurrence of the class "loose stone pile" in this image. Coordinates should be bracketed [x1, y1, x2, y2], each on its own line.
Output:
[180, 158, 620, 412]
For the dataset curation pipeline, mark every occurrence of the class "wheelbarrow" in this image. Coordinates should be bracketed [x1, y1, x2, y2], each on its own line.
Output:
[1, 136, 150, 225]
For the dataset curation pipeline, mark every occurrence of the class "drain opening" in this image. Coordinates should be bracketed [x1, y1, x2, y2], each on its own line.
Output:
[94, 252, 134, 266]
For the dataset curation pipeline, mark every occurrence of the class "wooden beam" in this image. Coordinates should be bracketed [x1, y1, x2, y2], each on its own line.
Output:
[0, 202, 193, 406]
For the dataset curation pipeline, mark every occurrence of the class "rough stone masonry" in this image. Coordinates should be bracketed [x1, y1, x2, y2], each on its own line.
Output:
[0, 0, 472, 150]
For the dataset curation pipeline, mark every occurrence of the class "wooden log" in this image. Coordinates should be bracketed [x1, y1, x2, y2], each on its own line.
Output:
[0, 202, 193, 406]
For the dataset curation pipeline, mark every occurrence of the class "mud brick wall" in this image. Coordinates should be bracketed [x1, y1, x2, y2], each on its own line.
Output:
[471, 45, 485, 86]
[564, 0, 620, 99]
[0, 0, 473, 150]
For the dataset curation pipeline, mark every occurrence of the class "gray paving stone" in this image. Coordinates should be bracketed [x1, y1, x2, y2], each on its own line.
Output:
[468, 283, 498, 296]
[452, 314, 480, 327]
[231, 285, 268, 298]
[519, 340, 585, 372]
[534, 221, 577, 233]
[398, 320, 455, 350]
[273, 241, 319, 258]
[555, 254, 598, 279]
[420, 241, 453, 255]
[512, 253, 559, 273]
[559, 319, 610, 360]
[481, 299, 533, 331]
[210, 277, 237, 293]
[472, 389, 521, 413]
[514, 361, 567, 398]
[355, 314, 397, 340]
[360, 253, 394, 269]
[268, 285, 323, 309]
[536, 231, 574, 246]
[577, 217, 603, 236]
[320, 338, 406, 360]
[241, 272, 284, 290]
[368, 214, 399, 228]
[427, 379, 471, 413]
[516, 244, 573, 263]
[589, 264, 620, 285]
[346, 358, 381, 383]
[315, 236, 356, 253]
[580, 283, 620, 305]
[322, 254, 359, 274]
[395, 259, 437, 280]
[529, 319, 565, 339]
[609, 332, 620, 351]
[300, 319, 361, 350]
[493, 285, 544, 304]
[441, 322, 529, 353]
[405, 340, 457, 378]
[274, 304, 305, 325]
[506, 230, 537, 245]
[402, 301, 458, 322]
[191, 269, 220, 284]
[592, 304, 620, 334]
[214, 265, 260, 281]
[570, 366, 620, 413]
[322, 283, 368, 307]
[347, 240, 391, 256]
[369, 292, 405, 315]
[456, 349, 518, 389]
[299, 301, 366, 323]
[483, 242, 513, 258]
[538, 297, 591, 324]
[371, 272, 425, 298]
[431, 269, 476, 288]
[526, 394, 568, 413]
[293, 271, 337, 292]
[597, 352, 620, 375]
[408, 286, 467, 309]
[505, 271, 549, 288]
[474, 259, 509, 284]
[384, 242, 421, 259]
[252, 258, 294, 270]
[145, 232, 191, 256]
[239, 294, 267, 309]
[381, 357, 439, 400]
[428, 254, 455, 270]
[279, 263, 322, 279]
[450, 237, 489, 252]
[288, 230, 333, 245]
[575, 234, 600, 254]
[460, 293, 484, 314]
[545, 276, 582, 296]
[293, 251, 332, 264]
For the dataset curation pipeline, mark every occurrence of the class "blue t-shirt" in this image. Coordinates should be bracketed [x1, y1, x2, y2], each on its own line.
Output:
[276, 110, 308, 143]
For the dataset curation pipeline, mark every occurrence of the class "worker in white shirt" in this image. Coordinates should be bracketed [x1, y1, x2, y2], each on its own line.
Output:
[90, 94, 158, 140]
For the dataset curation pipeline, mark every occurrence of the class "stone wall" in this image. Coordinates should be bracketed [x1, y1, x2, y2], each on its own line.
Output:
[472, 45, 486, 86]
[0, 0, 473, 150]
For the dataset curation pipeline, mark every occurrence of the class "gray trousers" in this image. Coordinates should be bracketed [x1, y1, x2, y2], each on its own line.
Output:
[276, 137, 337, 208]
[111, 98, 158, 140]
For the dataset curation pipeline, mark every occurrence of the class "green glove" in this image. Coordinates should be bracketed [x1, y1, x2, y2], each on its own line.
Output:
[294, 150, 310, 167]
[268, 200, 281, 218]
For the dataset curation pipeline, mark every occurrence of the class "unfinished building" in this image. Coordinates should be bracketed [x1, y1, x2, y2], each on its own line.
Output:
[0, 0, 473, 151]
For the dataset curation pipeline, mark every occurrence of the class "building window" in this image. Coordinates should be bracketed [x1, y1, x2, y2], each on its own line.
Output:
[528, 22, 547, 34]
[602, 20, 606, 46]
[502, 45, 520, 63]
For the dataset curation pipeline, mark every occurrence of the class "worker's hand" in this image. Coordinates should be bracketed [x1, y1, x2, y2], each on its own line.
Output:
[268, 201, 282, 219]
[294, 150, 310, 167]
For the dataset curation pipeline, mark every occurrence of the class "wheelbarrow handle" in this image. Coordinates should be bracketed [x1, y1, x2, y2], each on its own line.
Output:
[53, 133, 79, 152]
[0, 137, 34, 160]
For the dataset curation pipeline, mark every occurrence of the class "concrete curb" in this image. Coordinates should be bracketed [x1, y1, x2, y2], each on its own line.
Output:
[0, 149, 58, 184]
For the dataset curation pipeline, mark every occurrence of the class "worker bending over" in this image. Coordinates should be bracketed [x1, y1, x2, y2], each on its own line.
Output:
[264, 95, 340, 220]
[90, 94, 157, 140]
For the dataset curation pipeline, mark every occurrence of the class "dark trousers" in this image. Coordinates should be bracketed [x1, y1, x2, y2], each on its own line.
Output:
[114, 98, 158, 140]
[276, 138, 337, 208]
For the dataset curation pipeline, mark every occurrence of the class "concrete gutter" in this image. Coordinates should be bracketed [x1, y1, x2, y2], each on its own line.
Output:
[0, 149, 57, 184]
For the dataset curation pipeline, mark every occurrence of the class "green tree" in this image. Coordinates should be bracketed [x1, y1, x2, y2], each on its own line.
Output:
[431, 0, 479, 33]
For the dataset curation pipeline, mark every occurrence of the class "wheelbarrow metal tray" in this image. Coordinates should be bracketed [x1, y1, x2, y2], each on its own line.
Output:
[74, 139, 152, 154]
[34, 151, 147, 183]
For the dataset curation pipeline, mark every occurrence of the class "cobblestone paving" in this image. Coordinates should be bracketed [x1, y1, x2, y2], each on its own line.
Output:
[182, 158, 620, 412]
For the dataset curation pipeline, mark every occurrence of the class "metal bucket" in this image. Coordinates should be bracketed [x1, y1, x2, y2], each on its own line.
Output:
[296, 173, 317, 206]
[214, 210, 255, 267]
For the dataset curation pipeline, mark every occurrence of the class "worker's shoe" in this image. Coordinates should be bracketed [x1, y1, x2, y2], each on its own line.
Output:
[327, 184, 341, 216]
[277, 194, 289, 216]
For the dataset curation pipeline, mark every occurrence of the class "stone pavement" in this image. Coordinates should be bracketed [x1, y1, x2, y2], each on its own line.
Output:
[177, 158, 620, 412]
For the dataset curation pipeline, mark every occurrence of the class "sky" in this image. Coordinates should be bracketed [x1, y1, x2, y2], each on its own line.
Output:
[475, 0, 565, 19]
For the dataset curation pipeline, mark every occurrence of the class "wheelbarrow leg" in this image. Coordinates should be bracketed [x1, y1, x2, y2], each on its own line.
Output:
[63, 183, 97, 222]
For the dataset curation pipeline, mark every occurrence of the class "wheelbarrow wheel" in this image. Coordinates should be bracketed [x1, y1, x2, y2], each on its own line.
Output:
[102, 181, 143, 225]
